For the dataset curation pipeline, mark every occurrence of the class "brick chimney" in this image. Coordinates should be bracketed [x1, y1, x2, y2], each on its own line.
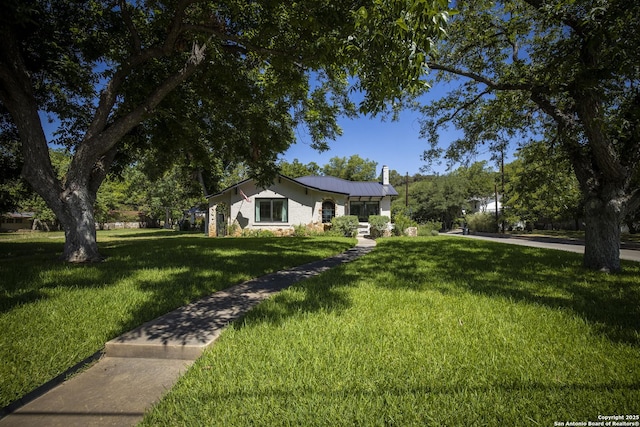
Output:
[382, 165, 389, 185]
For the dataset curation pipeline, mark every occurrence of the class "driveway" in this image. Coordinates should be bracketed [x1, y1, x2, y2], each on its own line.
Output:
[451, 231, 640, 263]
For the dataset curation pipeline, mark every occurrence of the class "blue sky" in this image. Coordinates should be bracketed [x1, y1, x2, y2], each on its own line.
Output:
[280, 85, 503, 177]
[281, 105, 455, 177]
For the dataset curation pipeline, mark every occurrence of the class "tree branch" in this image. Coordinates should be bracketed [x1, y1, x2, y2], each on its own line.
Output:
[573, 91, 625, 183]
[0, 27, 63, 209]
[426, 62, 531, 91]
[487, 22, 519, 62]
[86, 41, 208, 159]
[119, 0, 142, 54]
[521, 0, 586, 38]
[435, 89, 492, 127]
[528, 89, 595, 191]
[85, 0, 195, 142]
[184, 24, 303, 61]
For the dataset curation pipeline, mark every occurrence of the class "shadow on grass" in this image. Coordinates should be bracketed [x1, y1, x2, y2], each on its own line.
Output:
[236, 266, 360, 329]
[1, 234, 356, 408]
[99, 229, 199, 239]
[358, 238, 640, 346]
[112, 246, 370, 348]
[220, 237, 640, 347]
[0, 236, 352, 318]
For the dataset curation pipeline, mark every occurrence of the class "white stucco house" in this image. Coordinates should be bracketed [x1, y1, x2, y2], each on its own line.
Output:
[207, 165, 398, 236]
[469, 195, 502, 214]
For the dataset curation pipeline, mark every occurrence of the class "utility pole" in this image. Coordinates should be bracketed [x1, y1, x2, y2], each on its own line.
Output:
[500, 147, 505, 233]
[494, 183, 499, 228]
[405, 172, 409, 207]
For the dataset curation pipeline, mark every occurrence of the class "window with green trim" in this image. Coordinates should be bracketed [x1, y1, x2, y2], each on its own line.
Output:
[255, 199, 288, 222]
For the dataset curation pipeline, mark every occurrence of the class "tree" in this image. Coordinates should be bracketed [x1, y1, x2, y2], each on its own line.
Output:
[504, 142, 582, 229]
[3, 147, 70, 230]
[420, 0, 640, 271]
[0, 137, 25, 213]
[323, 155, 378, 181]
[0, 0, 451, 261]
[409, 174, 467, 229]
[453, 161, 496, 204]
[278, 159, 322, 178]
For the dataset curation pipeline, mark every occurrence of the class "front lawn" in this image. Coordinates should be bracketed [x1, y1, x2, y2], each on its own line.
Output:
[141, 237, 640, 426]
[0, 230, 354, 408]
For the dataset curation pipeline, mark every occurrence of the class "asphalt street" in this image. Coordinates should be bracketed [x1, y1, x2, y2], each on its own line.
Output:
[454, 232, 640, 263]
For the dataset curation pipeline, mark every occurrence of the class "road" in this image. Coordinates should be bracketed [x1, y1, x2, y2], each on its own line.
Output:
[451, 232, 640, 263]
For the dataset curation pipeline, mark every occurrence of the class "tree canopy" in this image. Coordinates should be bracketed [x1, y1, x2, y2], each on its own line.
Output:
[278, 155, 379, 181]
[504, 142, 582, 228]
[277, 159, 322, 179]
[0, 0, 451, 261]
[322, 155, 378, 181]
[420, 0, 640, 271]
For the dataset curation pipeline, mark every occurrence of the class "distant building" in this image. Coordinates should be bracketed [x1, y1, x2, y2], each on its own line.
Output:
[0, 212, 35, 232]
[469, 196, 502, 214]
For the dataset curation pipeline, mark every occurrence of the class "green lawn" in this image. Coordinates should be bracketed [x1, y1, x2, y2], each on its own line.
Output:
[141, 237, 640, 426]
[0, 229, 355, 408]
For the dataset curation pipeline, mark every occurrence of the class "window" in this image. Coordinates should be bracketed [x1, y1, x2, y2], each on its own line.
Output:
[322, 201, 336, 223]
[349, 201, 379, 222]
[255, 199, 288, 222]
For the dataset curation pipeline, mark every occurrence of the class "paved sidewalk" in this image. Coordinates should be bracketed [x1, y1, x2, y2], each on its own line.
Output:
[0, 237, 376, 427]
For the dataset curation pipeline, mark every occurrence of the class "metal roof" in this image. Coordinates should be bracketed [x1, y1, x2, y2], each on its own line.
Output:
[206, 175, 398, 199]
[294, 176, 398, 197]
[2, 212, 35, 218]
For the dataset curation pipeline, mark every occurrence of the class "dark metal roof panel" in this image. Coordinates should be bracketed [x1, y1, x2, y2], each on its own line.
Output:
[207, 174, 399, 199]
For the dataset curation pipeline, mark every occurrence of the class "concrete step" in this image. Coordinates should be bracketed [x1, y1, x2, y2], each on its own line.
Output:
[105, 276, 295, 359]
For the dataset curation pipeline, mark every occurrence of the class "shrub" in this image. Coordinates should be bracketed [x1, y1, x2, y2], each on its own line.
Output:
[292, 224, 325, 237]
[417, 220, 442, 236]
[227, 222, 239, 237]
[241, 229, 275, 238]
[391, 214, 417, 236]
[331, 216, 359, 237]
[323, 225, 344, 237]
[368, 215, 390, 238]
[466, 212, 498, 233]
[293, 224, 310, 237]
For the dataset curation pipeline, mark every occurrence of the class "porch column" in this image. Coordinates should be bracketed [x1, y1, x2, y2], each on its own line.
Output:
[208, 204, 217, 237]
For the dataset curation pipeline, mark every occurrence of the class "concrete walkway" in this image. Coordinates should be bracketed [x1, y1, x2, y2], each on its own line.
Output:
[451, 231, 640, 262]
[0, 237, 376, 427]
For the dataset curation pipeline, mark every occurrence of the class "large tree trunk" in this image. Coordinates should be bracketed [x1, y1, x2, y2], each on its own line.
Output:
[582, 193, 623, 273]
[57, 186, 102, 263]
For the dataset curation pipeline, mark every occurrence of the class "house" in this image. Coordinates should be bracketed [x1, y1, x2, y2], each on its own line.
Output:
[0, 212, 35, 232]
[468, 196, 502, 214]
[206, 165, 398, 236]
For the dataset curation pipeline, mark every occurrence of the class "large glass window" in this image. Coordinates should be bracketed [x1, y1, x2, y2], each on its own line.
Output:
[349, 201, 379, 222]
[322, 201, 336, 223]
[255, 199, 288, 222]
